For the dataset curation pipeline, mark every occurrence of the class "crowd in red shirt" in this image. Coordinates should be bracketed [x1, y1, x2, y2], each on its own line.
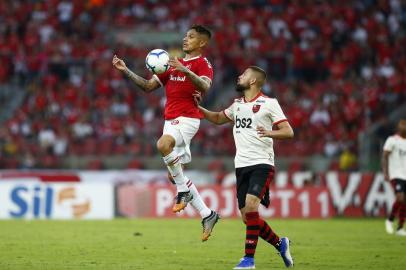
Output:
[0, 0, 405, 169]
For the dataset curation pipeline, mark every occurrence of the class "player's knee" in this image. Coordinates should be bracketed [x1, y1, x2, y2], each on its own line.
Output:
[244, 204, 256, 213]
[156, 137, 173, 155]
[245, 196, 259, 212]
[240, 210, 247, 224]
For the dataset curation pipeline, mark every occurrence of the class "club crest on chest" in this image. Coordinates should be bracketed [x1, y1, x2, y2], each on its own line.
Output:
[252, 104, 261, 113]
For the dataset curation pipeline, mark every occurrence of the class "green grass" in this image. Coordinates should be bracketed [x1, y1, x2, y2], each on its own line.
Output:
[0, 218, 405, 270]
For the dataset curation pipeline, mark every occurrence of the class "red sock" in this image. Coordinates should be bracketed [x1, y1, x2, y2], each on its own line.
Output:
[398, 203, 406, 230]
[258, 218, 280, 249]
[245, 212, 260, 258]
[389, 201, 402, 221]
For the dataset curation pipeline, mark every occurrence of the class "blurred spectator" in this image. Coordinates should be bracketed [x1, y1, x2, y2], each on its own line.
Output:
[38, 126, 56, 153]
[339, 147, 358, 171]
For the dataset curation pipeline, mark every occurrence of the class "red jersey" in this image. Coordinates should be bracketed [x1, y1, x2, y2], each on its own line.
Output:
[153, 55, 213, 120]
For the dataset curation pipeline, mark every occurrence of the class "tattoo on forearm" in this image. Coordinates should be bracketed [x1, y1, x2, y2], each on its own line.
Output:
[186, 71, 210, 92]
[124, 68, 148, 92]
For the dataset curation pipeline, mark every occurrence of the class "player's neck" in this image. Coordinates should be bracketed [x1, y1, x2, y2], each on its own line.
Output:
[184, 50, 202, 60]
[244, 89, 261, 102]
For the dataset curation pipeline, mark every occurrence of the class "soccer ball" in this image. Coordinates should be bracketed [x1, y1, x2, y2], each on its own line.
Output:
[145, 49, 170, 74]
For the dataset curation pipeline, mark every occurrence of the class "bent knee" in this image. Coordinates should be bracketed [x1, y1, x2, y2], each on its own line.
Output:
[156, 136, 175, 154]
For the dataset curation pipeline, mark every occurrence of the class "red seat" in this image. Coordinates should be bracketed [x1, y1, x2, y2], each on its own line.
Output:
[86, 159, 104, 170]
[127, 159, 143, 169]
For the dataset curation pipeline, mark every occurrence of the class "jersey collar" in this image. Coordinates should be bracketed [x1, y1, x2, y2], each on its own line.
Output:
[243, 91, 263, 103]
[183, 55, 201, 61]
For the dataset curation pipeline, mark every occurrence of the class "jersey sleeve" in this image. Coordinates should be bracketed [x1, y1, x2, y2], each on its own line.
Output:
[152, 69, 170, 86]
[223, 102, 235, 121]
[383, 137, 394, 152]
[269, 99, 288, 126]
[196, 58, 213, 83]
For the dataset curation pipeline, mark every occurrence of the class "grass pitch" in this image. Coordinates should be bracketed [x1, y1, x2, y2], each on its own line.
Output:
[0, 218, 405, 270]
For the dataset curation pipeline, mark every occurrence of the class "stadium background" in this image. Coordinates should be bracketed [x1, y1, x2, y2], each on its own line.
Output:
[0, 0, 405, 269]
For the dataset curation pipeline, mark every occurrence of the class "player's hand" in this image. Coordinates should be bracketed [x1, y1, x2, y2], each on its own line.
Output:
[256, 126, 271, 137]
[193, 90, 202, 105]
[168, 57, 189, 73]
[112, 55, 127, 71]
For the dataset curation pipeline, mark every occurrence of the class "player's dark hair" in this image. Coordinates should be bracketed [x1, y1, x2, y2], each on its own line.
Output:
[248, 66, 267, 84]
[190, 25, 212, 39]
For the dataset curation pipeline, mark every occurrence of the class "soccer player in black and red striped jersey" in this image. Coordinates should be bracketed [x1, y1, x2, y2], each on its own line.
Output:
[195, 66, 294, 269]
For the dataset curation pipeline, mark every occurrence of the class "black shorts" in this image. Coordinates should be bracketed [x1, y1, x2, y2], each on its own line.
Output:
[236, 164, 275, 209]
[392, 179, 406, 193]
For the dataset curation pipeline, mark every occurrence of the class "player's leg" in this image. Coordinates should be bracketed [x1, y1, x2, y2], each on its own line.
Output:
[386, 192, 402, 234]
[246, 166, 293, 268]
[243, 194, 262, 259]
[183, 175, 220, 241]
[177, 117, 220, 240]
[157, 128, 191, 212]
[387, 179, 404, 234]
[395, 180, 406, 236]
[234, 168, 256, 269]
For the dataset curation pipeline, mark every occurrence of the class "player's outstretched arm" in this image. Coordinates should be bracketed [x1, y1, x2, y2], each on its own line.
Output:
[112, 55, 160, 93]
[169, 58, 211, 93]
[257, 121, 294, 139]
[199, 106, 231, 125]
[193, 92, 230, 125]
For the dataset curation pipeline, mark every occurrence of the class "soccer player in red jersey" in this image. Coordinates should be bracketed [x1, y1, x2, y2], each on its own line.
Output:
[194, 66, 294, 269]
[112, 25, 219, 241]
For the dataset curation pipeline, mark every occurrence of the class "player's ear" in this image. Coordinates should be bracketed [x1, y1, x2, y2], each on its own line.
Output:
[249, 78, 257, 86]
[199, 39, 208, 48]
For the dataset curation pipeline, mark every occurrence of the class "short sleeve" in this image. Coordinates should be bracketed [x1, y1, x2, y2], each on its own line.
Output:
[196, 58, 213, 83]
[269, 99, 288, 126]
[153, 69, 171, 86]
[223, 102, 234, 121]
[383, 137, 394, 152]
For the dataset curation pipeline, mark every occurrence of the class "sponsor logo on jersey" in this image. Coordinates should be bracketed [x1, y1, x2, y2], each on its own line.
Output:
[169, 75, 186, 82]
[252, 104, 261, 113]
[235, 116, 252, 128]
[185, 64, 192, 69]
[171, 120, 179, 125]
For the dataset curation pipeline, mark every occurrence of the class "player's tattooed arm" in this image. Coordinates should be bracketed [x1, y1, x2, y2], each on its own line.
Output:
[112, 55, 160, 92]
[123, 68, 160, 92]
[257, 121, 294, 139]
[193, 91, 230, 125]
[168, 58, 211, 93]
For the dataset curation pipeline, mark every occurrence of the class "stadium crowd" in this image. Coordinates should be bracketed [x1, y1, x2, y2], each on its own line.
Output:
[0, 0, 405, 169]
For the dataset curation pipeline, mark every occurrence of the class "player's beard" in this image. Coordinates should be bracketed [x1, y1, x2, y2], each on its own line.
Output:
[235, 83, 248, 92]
